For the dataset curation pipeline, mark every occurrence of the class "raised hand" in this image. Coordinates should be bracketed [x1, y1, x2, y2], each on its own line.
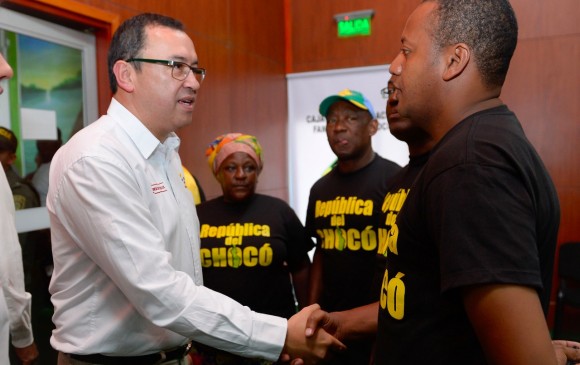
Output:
[304, 308, 339, 339]
[305, 302, 379, 342]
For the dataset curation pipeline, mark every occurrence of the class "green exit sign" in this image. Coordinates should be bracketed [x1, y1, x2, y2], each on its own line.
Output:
[338, 18, 371, 38]
[334, 9, 374, 38]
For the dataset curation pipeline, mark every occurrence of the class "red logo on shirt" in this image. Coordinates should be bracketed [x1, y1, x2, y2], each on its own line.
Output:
[151, 182, 167, 194]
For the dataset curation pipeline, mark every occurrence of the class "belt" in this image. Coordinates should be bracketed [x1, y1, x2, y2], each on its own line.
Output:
[69, 342, 192, 365]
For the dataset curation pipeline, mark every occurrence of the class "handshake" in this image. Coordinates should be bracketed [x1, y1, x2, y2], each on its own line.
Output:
[279, 304, 347, 365]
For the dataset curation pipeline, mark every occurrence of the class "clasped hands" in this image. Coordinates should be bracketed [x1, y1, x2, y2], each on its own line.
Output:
[279, 304, 344, 365]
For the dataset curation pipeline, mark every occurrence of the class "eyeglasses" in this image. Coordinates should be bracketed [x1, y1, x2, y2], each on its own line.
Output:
[126, 58, 206, 83]
[380, 86, 395, 99]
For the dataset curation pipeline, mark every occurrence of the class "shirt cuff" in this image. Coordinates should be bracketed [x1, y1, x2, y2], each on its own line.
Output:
[247, 311, 287, 361]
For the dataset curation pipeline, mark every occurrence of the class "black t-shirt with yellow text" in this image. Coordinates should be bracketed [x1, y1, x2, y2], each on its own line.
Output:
[371, 152, 429, 296]
[375, 106, 560, 364]
[197, 194, 313, 319]
[306, 154, 401, 312]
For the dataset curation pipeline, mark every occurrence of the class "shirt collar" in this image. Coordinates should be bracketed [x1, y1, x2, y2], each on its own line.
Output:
[108, 98, 180, 159]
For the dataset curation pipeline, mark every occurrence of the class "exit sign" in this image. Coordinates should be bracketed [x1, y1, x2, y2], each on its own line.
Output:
[334, 9, 374, 38]
[338, 18, 371, 37]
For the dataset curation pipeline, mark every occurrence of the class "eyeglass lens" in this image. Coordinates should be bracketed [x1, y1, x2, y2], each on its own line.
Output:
[171, 63, 205, 83]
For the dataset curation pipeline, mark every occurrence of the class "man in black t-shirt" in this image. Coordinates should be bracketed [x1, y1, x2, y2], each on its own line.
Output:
[306, 89, 400, 365]
[298, 78, 435, 364]
[374, 2, 560, 363]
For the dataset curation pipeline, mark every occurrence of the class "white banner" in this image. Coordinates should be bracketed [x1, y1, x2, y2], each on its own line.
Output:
[287, 65, 409, 222]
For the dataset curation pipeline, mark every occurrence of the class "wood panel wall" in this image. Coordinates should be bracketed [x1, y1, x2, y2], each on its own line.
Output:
[4, 0, 578, 328]
[505, 0, 580, 327]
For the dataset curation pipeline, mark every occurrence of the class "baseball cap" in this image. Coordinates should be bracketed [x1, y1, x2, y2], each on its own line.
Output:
[319, 88, 376, 118]
[0, 126, 17, 153]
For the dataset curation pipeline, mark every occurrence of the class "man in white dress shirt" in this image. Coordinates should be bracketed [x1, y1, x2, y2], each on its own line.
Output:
[47, 13, 343, 365]
[0, 51, 39, 365]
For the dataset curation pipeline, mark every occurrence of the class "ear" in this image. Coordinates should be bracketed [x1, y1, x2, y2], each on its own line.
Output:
[113, 60, 136, 93]
[368, 118, 379, 137]
[442, 43, 470, 81]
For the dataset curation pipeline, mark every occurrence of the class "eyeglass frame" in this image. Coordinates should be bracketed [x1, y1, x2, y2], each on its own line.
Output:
[125, 58, 206, 82]
[380, 86, 395, 99]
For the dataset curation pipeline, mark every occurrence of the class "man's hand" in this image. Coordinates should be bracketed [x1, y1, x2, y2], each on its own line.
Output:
[281, 304, 346, 365]
[305, 302, 378, 342]
[552, 340, 580, 365]
[14, 342, 39, 365]
[304, 308, 340, 339]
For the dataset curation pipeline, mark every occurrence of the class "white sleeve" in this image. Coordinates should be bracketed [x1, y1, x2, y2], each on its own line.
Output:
[0, 170, 34, 348]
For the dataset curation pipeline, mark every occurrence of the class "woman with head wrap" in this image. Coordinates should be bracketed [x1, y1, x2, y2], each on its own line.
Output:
[192, 133, 313, 365]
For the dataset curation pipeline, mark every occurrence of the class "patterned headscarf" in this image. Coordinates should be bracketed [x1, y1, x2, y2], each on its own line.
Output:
[205, 133, 263, 175]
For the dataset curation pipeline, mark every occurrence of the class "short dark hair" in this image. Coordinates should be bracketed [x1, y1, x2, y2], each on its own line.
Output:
[425, 0, 518, 88]
[107, 13, 185, 94]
